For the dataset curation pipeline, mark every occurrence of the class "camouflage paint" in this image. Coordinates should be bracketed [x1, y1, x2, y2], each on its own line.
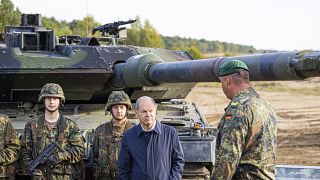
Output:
[12, 48, 87, 68]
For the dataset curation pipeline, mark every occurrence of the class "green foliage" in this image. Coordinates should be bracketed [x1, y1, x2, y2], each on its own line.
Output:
[69, 16, 100, 37]
[42, 17, 72, 36]
[186, 45, 204, 59]
[163, 36, 257, 55]
[127, 17, 164, 48]
[224, 52, 237, 57]
[0, 0, 21, 32]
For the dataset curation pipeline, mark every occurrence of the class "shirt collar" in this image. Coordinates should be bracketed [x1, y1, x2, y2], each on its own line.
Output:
[136, 120, 162, 136]
[141, 120, 156, 132]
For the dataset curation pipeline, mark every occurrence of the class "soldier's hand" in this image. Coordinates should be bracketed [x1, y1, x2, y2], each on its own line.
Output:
[48, 154, 61, 167]
[32, 169, 43, 180]
[48, 152, 68, 167]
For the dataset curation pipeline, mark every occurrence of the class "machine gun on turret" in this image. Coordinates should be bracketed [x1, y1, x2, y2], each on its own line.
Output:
[92, 19, 136, 37]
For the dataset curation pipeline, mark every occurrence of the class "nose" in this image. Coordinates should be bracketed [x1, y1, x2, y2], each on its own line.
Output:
[145, 111, 151, 117]
[49, 98, 55, 103]
[116, 107, 122, 112]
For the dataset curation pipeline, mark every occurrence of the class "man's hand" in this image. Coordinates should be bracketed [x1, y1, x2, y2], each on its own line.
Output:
[32, 169, 43, 180]
[48, 154, 60, 167]
[48, 152, 67, 167]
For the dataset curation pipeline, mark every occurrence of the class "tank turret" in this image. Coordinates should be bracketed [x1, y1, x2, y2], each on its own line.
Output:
[1, 14, 320, 179]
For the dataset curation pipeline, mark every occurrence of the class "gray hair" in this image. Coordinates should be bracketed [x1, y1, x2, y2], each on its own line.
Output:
[230, 70, 250, 85]
[135, 96, 156, 110]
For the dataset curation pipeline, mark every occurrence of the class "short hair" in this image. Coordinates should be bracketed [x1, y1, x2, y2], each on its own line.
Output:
[230, 70, 250, 85]
[135, 96, 156, 110]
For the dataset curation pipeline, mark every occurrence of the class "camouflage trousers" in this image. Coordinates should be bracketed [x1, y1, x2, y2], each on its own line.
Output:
[95, 172, 118, 180]
[33, 174, 72, 180]
[232, 164, 273, 180]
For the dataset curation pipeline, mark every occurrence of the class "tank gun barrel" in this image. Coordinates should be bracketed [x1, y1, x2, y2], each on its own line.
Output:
[109, 50, 320, 88]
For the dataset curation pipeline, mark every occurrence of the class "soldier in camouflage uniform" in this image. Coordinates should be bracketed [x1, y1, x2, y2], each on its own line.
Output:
[213, 60, 277, 180]
[0, 115, 20, 180]
[92, 91, 134, 180]
[21, 83, 85, 180]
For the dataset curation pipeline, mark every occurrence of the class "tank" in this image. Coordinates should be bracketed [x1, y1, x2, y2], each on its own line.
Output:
[1, 14, 320, 179]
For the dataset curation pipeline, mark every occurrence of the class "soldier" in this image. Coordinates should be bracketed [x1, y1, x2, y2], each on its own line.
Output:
[92, 91, 134, 180]
[213, 60, 277, 179]
[21, 83, 85, 180]
[0, 115, 20, 180]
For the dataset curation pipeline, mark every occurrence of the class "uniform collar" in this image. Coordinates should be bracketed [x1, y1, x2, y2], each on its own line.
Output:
[39, 113, 63, 126]
[234, 87, 256, 99]
[225, 87, 255, 112]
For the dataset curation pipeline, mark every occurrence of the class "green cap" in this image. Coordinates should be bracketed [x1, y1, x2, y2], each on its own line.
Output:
[218, 60, 249, 76]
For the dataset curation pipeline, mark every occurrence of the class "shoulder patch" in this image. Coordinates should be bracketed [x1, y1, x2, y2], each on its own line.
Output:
[225, 115, 232, 120]
[230, 101, 239, 108]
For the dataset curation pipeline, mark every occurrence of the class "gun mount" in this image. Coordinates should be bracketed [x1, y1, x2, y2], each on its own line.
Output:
[1, 14, 320, 179]
[91, 19, 136, 45]
[92, 19, 136, 37]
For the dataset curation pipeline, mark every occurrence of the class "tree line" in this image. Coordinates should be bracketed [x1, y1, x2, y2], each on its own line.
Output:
[0, 0, 257, 58]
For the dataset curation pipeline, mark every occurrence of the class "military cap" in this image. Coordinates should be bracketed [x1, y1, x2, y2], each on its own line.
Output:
[218, 60, 249, 76]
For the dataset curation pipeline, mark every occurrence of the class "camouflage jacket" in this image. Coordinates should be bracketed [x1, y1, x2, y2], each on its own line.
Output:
[213, 87, 277, 180]
[21, 113, 85, 178]
[92, 120, 133, 179]
[0, 114, 20, 178]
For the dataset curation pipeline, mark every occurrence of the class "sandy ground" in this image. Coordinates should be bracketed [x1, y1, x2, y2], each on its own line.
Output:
[185, 80, 320, 166]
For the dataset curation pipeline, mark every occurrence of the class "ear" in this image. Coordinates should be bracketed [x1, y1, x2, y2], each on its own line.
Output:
[224, 76, 231, 85]
[226, 76, 232, 87]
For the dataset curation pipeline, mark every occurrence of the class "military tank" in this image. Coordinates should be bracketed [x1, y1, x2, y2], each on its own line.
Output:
[1, 14, 320, 179]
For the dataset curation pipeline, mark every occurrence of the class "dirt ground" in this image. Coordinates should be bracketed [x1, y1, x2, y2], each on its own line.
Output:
[185, 79, 320, 166]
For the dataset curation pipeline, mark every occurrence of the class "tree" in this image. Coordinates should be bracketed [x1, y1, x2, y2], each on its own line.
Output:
[42, 17, 72, 36]
[127, 17, 164, 48]
[0, 0, 21, 32]
[126, 16, 142, 45]
[69, 16, 100, 37]
[186, 45, 204, 59]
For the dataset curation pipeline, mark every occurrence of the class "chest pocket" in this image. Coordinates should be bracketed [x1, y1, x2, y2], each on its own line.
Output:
[38, 123, 71, 151]
[35, 129, 46, 155]
[98, 133, 122, 172]
[107, 132, 123, 171]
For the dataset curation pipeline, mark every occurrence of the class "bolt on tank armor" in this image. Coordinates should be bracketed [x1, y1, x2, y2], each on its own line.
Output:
[105, 91, 132, 111]
[38, 83, 65, 103]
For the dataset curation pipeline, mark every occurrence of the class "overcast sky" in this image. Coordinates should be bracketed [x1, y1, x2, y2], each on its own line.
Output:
[10, 0, 320, 51]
